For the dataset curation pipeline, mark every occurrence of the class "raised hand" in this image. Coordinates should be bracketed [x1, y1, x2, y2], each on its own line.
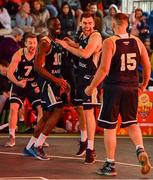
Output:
[18, 79, 27, 88]
[85, 86, 93, 96]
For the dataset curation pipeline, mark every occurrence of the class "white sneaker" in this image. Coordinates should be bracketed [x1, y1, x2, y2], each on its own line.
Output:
[4, 138, 15, 147]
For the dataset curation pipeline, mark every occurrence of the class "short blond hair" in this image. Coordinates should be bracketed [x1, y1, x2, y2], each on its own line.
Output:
[113, 13, 129, 26]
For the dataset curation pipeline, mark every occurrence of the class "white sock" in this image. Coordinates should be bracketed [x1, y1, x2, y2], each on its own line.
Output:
[34, 133, 47, 147]
[107, 158, 115, 163]
[87, 140, 94, 150]
[26, 136, 37, 149]
[9, 128, 15, 139]
[19, 118, 24, 122]
[136, 145, 144, 150]
[80, 130, 87, 142]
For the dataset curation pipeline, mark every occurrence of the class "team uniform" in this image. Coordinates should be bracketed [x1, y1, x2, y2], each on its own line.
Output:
[40, 37, 65, 111]
[74, 31, 102, 109]
[10, 48, 41, 109]
[98, 34, 141, 129]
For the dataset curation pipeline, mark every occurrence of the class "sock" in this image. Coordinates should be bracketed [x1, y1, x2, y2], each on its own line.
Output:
[26, 136, 37, 149]
[80, 130, 87, 142]
[136, 145, 145, 157]
[19, 118, 24, 122]
[87, 140, 94, 150]
[136, 145, 144, 150]
[106, 158, 115, 163]
[34, 133, 47, 147]
[9, 128, 15, 139]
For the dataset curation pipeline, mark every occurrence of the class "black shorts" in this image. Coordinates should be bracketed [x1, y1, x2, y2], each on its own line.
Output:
[74, 77, 99, 110]
[41, 80, 64, 111]
[98, 85, 138, 129]
[10, 82, 41, 109]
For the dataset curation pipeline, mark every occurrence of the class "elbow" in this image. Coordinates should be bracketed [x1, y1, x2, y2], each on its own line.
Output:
[102, 67, 109, 76]
[6, 69, 11, 79]
[81, 52, 91, 59]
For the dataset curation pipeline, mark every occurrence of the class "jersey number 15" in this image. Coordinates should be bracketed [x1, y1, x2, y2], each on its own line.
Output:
[120, 53, 137, 71]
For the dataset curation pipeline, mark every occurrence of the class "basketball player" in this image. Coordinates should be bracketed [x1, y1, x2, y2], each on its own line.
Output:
[85, 13, 151, 175]
[56, 12, 103, 164]
[24, 17, 70, 160]
[5, 33, 43, 147]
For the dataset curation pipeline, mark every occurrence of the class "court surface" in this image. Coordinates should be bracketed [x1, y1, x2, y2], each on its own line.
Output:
[0, 134, 152, 180]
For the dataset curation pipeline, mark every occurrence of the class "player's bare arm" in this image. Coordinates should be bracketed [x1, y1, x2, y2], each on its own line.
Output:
[34, 39, 69, 89]
[7, 49, 26, 88]
[85, 38, 113, 96]
[63, 37, 79, 48]
[56, 32, 102, 59]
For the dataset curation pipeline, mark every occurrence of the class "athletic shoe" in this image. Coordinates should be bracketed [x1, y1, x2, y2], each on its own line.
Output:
[84, 149, 96, 164]
[42, 141, 49, 148]
[96, 161, 117, 176]
[31, 145, 50, 161]
[136, 148, 151, 174]
[4, 137, 15, 147]
[23, 147, 35, 157]
[76, 140, 87, 157]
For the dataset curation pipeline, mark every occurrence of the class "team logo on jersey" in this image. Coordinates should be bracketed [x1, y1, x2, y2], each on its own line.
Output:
[123, 41, 130, 45]
[84, 75, 91, 79]
[31, 82, 38, 87]
[79, 62, 86, 68]
[34, 86, 40, 93]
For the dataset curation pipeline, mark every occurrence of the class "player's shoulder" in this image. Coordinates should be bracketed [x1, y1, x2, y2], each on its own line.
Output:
[39, 36, 51, 51]
[11, 48, 23, 62]
[89, 31, 102, 44]
[40, 36, 52, 44]
[129, 34, 142, 44]
[90, 31, 102, 38]
[109, 35, 120, 42]
[129, 34, 144, 52]
[103, 36, 117, 45]
[14, 48, 24, 57]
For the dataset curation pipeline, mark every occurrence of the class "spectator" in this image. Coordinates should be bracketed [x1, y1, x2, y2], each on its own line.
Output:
[15, 2, 34, 33]
[58, 1, 76, 39]
[31, 0, 50, 35]
[88, 2, 103, 34]
[129, 8, 143, 37]
[44, 0, 58, 17]
[143, 38, 153, 87]
[137, 13, 150, 42]
[0, 27, 24, 63]
[148, 10, 153, 49]
[102, 4, 118, 39]
[0, 60, 10, 114]
[0, 5, 12, 36]
[4, 0, 20, 27]
[57, 0, 83, 31]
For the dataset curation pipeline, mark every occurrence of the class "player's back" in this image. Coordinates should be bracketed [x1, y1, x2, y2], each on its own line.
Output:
[104, 35, 141, 87]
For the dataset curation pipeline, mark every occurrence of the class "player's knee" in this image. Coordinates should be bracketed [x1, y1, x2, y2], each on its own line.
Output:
[10, 103, 20, 114]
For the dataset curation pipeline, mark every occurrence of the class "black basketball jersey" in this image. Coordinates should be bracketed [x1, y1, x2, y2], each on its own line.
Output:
[44, 37, 63, 78]
[104, 35, 141, 87]
[78, 31, 100, 81]
[14, 48, 37, 82]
